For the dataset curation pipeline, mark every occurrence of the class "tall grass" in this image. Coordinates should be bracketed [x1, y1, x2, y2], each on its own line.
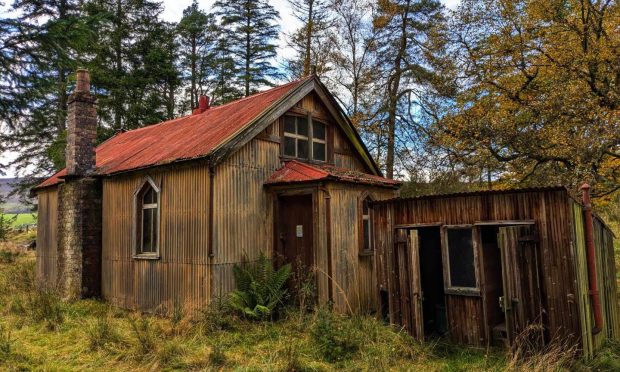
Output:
[1, 246, 618, 371]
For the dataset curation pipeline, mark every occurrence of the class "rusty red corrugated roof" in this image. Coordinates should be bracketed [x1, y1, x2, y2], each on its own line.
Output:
[265, 160, 401, 188]
[36, 77, 313, 189]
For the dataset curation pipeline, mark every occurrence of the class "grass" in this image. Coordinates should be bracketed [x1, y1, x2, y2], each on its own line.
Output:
[1, 242, 619, 371]
[2, 212, 37, 228]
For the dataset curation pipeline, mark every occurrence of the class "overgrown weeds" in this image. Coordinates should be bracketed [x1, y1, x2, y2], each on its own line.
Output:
[86, 314, 122, 350]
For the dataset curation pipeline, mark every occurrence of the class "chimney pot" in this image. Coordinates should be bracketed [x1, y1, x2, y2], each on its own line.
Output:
[199, 95, 210, 110]
[76, 68, 90, 93]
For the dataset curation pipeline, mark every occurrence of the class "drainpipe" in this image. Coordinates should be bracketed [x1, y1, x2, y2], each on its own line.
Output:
[208, 166, 215, 258]
[581, 183, 602, 334]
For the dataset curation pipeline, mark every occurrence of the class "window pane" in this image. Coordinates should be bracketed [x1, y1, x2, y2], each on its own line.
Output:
[312, 142, 325, 161]
[363, 198, 370, 214]
[363, 220, 371, 251]
[297, 117, 308, 136]
[142, 209, 153, 253]
[143, 187, 155, 204]
[284, 136, 296, 156]
[447, 228, 476, 288]
[313, 121, 326, 140]
[151, 208, 158, 253]
[284, 116, 296, 134]
[298, 139, 309, 159]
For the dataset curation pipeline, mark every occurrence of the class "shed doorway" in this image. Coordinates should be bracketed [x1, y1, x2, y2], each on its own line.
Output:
[276, 194, 315, 301]
[479, 223, 543, 347]
[393, 227, 446, 340]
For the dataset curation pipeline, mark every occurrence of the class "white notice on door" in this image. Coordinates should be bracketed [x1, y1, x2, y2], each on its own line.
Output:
[296, 225, 303, 237]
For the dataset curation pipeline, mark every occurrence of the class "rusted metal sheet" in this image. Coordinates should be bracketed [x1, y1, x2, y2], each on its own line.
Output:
[373, 188, 612, 349]
[36, 78, 312, 189]
[265, 160, 400, 187]
[36, 187, 59, 286]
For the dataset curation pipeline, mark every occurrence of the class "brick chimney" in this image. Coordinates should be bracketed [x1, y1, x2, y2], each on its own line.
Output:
[66, 68, 97, 175]
[192, 95, 210, 115]
[56, 69, 102, 301]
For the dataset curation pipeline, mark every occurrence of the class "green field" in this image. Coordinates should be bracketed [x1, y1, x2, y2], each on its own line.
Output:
[2, 213, 37, 227]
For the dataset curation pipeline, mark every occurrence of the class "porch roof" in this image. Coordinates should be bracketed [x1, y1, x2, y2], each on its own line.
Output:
[264, 160, 401, 188]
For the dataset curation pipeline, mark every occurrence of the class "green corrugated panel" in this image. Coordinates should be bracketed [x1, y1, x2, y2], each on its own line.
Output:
[572, 202, 593, 358]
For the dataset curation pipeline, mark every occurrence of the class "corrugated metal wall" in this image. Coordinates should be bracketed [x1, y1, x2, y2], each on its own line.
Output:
[373, 189, 587, 347]
[36, 187, 59, 286]
[101, 163, 211, 313]
[211, 133, 280, 298]
[572, 201, 620, 358]
[328, 185, 396, 313]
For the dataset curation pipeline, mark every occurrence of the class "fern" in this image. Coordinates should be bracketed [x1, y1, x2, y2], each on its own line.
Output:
[229, 253, 291, 320]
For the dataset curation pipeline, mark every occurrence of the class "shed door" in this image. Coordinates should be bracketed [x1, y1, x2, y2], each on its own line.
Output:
[498, 225, 543, 345]
[393, 228, 424, 339]
[277, 194, 314, 294]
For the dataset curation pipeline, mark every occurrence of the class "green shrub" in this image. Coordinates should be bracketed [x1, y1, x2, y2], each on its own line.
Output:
[229, 253, 291, 320]
[0, 250, 19, 264]
[310, 308, 360, 362]
[28, 288, 64, 330]
[199, 297, 234, 333]
[208, 343, 227, 367]
[87, 316, 121, 350]
[0, 324, 11, 357]
[128, 316, 157, 356]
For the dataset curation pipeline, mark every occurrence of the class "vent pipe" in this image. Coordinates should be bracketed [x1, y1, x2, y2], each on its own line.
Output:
[581, 183, 603, 334]
[192, 95, 210, 115]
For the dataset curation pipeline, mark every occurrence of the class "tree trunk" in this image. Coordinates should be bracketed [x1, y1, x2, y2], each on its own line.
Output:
[114, 0, 123, 130]
[191, 36, 197, 109]
[245, 16, 251, 96]
[385, 1, 410, 179]
[303, 0, 314, 76]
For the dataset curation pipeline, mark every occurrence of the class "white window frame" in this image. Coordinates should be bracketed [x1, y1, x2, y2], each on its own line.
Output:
[133, 176, 161, 259]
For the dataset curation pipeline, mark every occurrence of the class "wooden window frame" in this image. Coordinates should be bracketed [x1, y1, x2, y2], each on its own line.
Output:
[133, 176, 161, 259]
[281, 113, 329, 163]
[441, 224, 481, 296]
[359, 192, 374, 256]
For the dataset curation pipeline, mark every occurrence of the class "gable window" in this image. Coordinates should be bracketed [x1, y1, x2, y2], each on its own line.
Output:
[442, 226, 479, 294]
[283, 115, 309, 159]
[360, 195, 373, 254]
[135, 178, 160, 257]
[283, 115, 328, 162]
[312, 121, 326, 161]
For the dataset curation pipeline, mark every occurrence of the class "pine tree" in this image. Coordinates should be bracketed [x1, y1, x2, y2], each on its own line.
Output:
[373, 0, 445, 178]
[286, 0, 333, 78]
[214, 0, 280, 96]
[2, 0, 94, 177]
[210, 37, 243, 104]
[177, 0, 219, 112]
[84, 0, 179, 131]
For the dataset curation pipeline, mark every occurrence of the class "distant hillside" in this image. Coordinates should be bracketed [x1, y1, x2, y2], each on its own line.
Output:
[0, 178, 32, 213]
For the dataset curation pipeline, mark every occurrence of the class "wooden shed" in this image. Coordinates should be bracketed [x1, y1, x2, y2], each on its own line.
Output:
[372, 187, 619, 357]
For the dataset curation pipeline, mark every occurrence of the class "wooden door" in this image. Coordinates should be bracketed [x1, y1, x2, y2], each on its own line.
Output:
[277, 194, 314, 292]
[497, 225, 543, 346]
[392, 228, 424, 339]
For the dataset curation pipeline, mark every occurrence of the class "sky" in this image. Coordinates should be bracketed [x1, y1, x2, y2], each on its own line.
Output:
[0, 0, 461, 178]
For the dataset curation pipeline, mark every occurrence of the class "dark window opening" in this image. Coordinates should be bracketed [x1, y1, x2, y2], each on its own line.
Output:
[446, 228, 477, 288]
[136, 181, 159, 256]
[418, 227, 447, 336]
[361, 196, 372, 252]
[283, 115, 327, 162]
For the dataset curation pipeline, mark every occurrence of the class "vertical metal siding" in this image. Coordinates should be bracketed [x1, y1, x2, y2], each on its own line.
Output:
[36, 188, 59, 286]
[102, 163, 211, 313]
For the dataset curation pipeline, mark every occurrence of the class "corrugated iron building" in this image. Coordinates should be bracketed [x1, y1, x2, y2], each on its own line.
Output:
[34, 72, 399, 314]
